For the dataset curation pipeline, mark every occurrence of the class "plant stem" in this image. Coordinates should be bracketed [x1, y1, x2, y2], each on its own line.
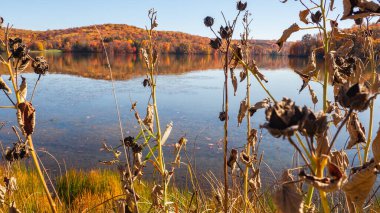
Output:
[5, 60, 57, 212]
[243, 20, 251, 212]
[363, 36, 376, 163]
[223, 40, 230, 213]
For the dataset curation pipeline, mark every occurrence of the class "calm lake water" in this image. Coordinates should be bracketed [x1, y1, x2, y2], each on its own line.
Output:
[0, 52, 379, 183]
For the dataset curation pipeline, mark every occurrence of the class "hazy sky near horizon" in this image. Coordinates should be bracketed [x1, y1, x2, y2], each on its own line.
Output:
[1, 0, 356, 41]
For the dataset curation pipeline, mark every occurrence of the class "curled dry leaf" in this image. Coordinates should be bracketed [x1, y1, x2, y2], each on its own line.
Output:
[227, 149, 238, 171]
[248, 128, 258, 147]
[160, 121, 173, 146]
[17, 101, 35, 136]
[237, 98, 248, 126]
[299, 161, 345, 193]
[239, 151, 253, 166]
[308, 85, 318, 105]
[249, 60, 268, 82]
[249, 167, 261, 192]
[18, 76, 27, 103]
[9, 201, 21, 213]
[18, 57, 30, 72]
[371, 124, 380, 164]
[346, 112, 366, 149]
[276, 23, 300, 51]
[336, 39, 354, 57]
[249, 98, 271, 116]
[342, 0, 380, 20]
[240, 68, 247, 82]
[0, 184, 5, 206]
[273, 170, 304, 213]
[143, 104, 154, 132]
[330, 20, 353, 39]
[151, 184, 164, 206]
[316, 133, 330, 157]
[99, 159, 119, 165]
[141, 48, 149, 69]
[330, 150, 349, 173]
[230, 69, 238, 96]
[0, 76, 12, 94]
[4, 177, 18, 192]
[343, 161, 378, 211]
[299, 9, 310, 24]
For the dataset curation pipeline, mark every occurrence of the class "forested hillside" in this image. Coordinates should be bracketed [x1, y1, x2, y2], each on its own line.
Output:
[0, 24, 285, 55]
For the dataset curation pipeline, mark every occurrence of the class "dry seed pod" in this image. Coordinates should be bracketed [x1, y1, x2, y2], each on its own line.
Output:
[237, 98, 248, 126]
[299, 9, 310, 24]
[236, 1, 247, 11]
[248, 128, 258, 147]
[0, 76, 12, 94]
[203, 16, 214, 27]
[209, 38, 222, 50]
[17, 101, 35, 136]
[276, 23, 300, 51]
[239, 151, 253, 166]
[311, 11, 322, 23]
[346, 112, 366, 149]
[336, 83, 376, 112]
[343, 161, 378, 211]
[143, 104, 154, 132]
[32, 56, 49, 75]
[273, 170, 304, 213]
[262, 98, 303, 138]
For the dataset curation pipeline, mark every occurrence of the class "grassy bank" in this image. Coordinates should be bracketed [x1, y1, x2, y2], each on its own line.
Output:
[0, 162, 203, 212]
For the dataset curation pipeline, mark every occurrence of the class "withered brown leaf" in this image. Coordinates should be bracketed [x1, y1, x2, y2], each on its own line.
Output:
[308, 85, 318, 105]
[230, 69, 238, 96]
[299, 10, 310, 24]
[18, 76, 27, 103]
[0, 76, 12, 94]
[143, 104, 154, 133]
[371, 124, 380, 164]
[237, 98, 248, 126]
[276, 23, 300, 51]
[249, 98, 271, 116]
[336, 39, 354, 57]
[343, 161, 377, 211]
[17, 101, 35, 136]
[346, 112, 366, 149]
[273, 170, 304, 213]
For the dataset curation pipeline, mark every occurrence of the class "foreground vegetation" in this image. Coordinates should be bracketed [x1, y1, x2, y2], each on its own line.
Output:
[0, 0, 380, 212]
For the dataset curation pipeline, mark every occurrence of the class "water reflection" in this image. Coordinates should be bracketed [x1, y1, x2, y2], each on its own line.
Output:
[0, 53, 378, 184]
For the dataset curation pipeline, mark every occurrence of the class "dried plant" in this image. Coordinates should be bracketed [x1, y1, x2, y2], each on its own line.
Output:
[0, 18, 57, 212]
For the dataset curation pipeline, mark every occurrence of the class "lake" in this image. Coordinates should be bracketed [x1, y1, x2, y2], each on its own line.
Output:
[0, 52, 379, 183]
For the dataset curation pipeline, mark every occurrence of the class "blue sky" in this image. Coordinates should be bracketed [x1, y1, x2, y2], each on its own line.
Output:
[1, 0, 356, 41]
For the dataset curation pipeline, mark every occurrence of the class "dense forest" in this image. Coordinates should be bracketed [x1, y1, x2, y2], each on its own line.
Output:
[289, 24, 380, 57]
[0, 24, 286, 55]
